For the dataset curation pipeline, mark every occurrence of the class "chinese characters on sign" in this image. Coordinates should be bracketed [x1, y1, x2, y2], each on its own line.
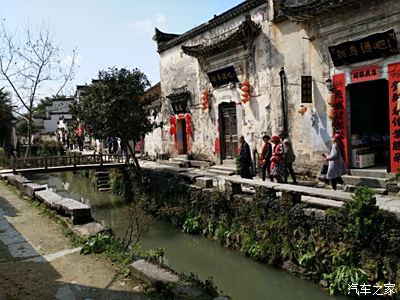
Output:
[329, 29, 399, 67]
[207, 66, 239, 88]
[301, 76, 312, 103]
[167, 92, 190, 114]
[351, 65, 380, 83]
[332, 74, 348, 164]
[348, 283, 396, 296]
[388, 62, 400, 172]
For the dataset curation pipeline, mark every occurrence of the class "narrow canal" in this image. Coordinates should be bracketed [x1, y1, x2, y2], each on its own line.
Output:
[27, 172, 348, 300]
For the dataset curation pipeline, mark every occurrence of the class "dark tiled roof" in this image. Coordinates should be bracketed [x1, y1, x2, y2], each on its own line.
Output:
[181, 16, 261, 58]
[279, 0, 360, 22]
[154, 0, 266, 53]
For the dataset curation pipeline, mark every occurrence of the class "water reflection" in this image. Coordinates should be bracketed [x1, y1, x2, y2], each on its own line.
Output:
[27, 172, 348, 300]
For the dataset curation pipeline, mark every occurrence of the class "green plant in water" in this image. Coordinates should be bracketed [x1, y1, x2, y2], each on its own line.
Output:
[182, 215, 202, 234]
[324, 265, 368, 295]
[214, 224, 227, 244]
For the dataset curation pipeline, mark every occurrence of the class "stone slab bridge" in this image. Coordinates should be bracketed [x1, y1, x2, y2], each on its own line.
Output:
[10, 154, 132, 174]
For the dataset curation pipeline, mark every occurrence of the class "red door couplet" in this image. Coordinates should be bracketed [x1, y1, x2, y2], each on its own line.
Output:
[332, 74, 348, 165]
[388, 62, 400, 173]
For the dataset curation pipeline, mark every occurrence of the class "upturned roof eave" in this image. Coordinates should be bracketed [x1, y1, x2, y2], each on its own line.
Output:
[156, 0, 266, 53]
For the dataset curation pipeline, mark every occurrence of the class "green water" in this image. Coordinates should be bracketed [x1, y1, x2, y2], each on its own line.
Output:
[28, 172, 348, 300]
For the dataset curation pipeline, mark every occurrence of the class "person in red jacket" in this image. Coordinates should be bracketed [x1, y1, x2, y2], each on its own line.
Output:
[270, 135, 285, 183]
[260, 135, 272, 181]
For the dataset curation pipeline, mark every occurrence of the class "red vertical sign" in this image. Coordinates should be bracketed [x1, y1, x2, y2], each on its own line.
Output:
[332, 74, 348, 165]
[388, 63, 400, 173]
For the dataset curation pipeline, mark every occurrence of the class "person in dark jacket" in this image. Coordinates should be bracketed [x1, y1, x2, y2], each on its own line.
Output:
[260, 135, 272, 181]
[239, 136, 252, 179]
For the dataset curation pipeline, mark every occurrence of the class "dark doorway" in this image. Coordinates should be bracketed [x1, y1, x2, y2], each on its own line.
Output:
[176, 119, 188, 154]
[348, 79, 389, 168]
[220, 103, 238, 160]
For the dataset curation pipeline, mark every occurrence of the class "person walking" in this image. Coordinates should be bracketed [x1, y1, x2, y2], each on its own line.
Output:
[324, 133, 347, 191]
[270, 135, 285, 183]
[239, 136, 252, 179]
[279, 132, 298, 184]
[260, 135, 272, 181]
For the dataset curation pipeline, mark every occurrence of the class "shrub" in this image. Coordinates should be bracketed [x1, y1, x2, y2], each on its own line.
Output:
[324, 265, 368, 295]
[182, 215, 202, 234]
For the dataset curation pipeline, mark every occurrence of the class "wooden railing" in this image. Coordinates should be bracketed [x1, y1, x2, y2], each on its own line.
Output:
[11, 153, 132, 172]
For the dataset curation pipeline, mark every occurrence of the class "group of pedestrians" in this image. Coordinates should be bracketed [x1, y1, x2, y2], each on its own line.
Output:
[106, 137, 127, 155]
[239, 132, 346, 190]
[258, 132, 297, 184]
[238, 132, 297, 184]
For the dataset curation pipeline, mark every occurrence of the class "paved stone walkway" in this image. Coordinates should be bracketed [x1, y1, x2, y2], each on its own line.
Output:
[0, 181, 146, 300]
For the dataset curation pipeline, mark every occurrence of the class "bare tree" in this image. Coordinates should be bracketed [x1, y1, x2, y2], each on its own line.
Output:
[0, 19, 77, 156]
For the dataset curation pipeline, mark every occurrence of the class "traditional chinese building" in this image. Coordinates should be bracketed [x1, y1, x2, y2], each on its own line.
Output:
[153, 0, 400, 175]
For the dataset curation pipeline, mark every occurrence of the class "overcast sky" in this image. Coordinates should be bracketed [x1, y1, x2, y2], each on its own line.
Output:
[2, 0, 243, 94]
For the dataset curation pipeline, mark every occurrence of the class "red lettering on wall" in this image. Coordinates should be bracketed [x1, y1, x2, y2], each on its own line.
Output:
[351, 65, 380, 83]
[215, 138, 220, 154]
[332, 73, 348, 165]
[185, 114, 192, 153]
[388, 62, 400, 173]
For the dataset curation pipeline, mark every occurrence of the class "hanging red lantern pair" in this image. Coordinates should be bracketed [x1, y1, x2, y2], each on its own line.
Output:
[241, 80, 251, 104]
[201, 89, 209, 111]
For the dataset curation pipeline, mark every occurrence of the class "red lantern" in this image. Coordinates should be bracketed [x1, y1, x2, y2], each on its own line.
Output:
[201, 89, 209, 111]
[240, 80, 251, 104]
[240, 85, 250, 93]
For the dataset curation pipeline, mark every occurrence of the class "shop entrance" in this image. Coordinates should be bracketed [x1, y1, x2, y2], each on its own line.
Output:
[220, 103, 238, 160]
[176, 119, 188, 154]
[348, 79, 389, 169]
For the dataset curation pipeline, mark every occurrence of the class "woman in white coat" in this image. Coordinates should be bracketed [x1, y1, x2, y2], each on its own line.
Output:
[324, 134, 347, 191]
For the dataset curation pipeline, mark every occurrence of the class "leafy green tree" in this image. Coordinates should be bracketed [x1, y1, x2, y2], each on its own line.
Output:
[73, 67, 157, 171]
[0, 88, 13, 150]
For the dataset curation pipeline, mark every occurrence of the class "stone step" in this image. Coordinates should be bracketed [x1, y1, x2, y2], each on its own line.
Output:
[95, 171, 109, 176]
[189, 160, 214, 168]
[98, 187, 111, 192]
[343, 184, 388, 195]
[35, 190, 92, 224]
[170, 158, 189, 167]
[129, 259, 178, 286]
[97, 179, 109, 185]
[157, 160, 183, 168]
[207, 168, 235, 176]
[342, 175, 387, 189]
[97, 184, 110, 189]
[302, 196, 344, 209]
[177, 154, 188, 160]
[209, 165, 237, 172]
[222, 159, 237, 167]
[349, 168, 389, 179]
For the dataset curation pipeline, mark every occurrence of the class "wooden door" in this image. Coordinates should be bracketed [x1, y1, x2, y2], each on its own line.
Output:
[176, 119, 188, 154]
[221, 105, 237, 159]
